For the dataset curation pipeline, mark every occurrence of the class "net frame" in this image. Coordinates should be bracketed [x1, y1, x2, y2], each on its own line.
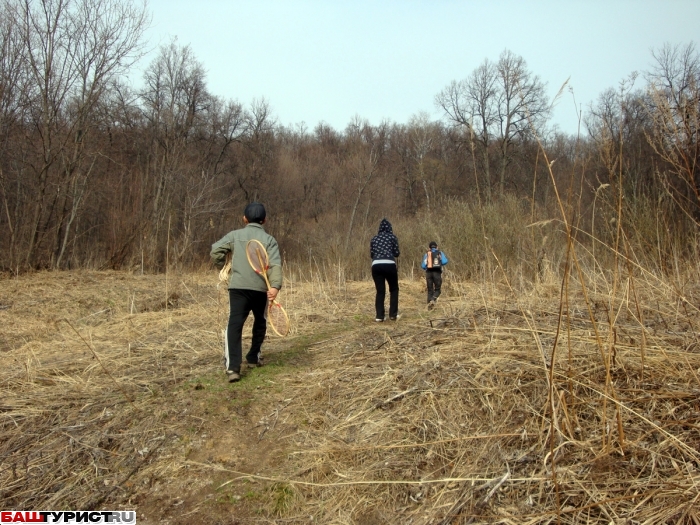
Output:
[245, 239, 290, 337]
[267, 300, 290, 337]
[219, 258, 232, 283]
[245, 240, 269, 276]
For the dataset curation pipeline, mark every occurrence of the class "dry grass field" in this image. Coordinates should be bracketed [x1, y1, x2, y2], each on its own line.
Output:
[1, 268, 700, 524]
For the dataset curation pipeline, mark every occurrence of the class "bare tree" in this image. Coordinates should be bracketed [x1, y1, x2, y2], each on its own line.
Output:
[173, 96, 246, 263]
[388, 123, 418, 212]
[495, 50, 550, 195]
[0, 6, 32, 270]
[644, 42, 700, 224]
[140, 39, 212, 266]
[55, 0, 149, 268]
[436, 59, 497, 202]
[343, 118, 387, 251]
[11, 0, 149, 268]
[436, 50, 549, 199]
[409, 112, 438, 212]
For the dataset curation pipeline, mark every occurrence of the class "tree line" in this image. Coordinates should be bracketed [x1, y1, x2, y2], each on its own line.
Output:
[0, 0, 698, 275]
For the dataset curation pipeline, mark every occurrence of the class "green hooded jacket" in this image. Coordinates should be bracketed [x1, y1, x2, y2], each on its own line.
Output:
[210, 223, 283, 291]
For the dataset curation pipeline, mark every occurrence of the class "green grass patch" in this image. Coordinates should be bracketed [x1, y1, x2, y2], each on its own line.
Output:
[180, 323, 358, 401]
[185, 373, 227, 393]
[271, 483, 295, 516]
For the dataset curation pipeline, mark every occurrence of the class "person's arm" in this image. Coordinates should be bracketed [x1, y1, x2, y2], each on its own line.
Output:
[266, 237, 283, 291]
[393, 236, 400, 258]
[370, 238, 376, 259]
[210, 234, 233, 270]
[441, 252, 448, 265]
[421, 253, 427, 270]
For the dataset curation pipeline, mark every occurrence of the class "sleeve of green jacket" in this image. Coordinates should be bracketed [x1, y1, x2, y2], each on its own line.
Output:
[210, 233, 234, 270]
[266, 237, 283, 290]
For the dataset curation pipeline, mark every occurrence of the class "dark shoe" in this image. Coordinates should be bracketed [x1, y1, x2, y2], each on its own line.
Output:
[427, 300, 435, 310]
[246, 357, 263, 368]
[227, 370, 241, 383]
[389, 313, 401, 321]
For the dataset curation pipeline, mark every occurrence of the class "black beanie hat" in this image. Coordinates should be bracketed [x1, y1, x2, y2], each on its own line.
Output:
[244, 202, 266, 223]
[429, 241, 438, 249]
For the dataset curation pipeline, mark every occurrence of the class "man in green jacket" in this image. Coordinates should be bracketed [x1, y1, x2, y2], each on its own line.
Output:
[211, 202, 283, 382]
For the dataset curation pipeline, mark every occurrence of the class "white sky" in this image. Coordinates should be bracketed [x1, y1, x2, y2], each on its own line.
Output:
[139, 0, 700, 136]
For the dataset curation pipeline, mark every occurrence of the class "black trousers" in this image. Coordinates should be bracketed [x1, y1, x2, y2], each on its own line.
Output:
[225, 289, 267, 372]
[426, 270, 442, 303]
[372, 263, 399, 319]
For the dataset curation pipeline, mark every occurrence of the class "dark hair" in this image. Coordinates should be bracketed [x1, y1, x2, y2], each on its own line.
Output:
[244, 202, 266, 224]
[429, 241, 438, 249]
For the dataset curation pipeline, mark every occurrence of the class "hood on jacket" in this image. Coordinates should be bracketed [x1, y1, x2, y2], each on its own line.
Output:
[378, 218, 393, 234]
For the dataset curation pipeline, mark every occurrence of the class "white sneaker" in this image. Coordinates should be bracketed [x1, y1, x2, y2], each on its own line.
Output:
[389, 313, 401, 321]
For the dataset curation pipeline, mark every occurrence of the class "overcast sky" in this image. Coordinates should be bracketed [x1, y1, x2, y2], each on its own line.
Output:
[139, 0, 700, 136]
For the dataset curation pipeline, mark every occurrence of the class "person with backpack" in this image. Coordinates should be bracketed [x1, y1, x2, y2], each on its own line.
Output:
[421, 241, 448, 309]
[370, 218, 401, 321]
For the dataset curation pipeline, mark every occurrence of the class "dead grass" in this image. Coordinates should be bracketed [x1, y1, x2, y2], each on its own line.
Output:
[1, 268, 700, 524]
[0, 271, 221, 509]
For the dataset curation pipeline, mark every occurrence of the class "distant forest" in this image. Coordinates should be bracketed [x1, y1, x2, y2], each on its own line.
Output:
[1, 0, 698, 277]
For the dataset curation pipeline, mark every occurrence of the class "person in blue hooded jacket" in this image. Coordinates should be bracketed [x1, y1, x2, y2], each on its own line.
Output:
[421, 241, 448, 309]
[370, 218, 400, 321]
